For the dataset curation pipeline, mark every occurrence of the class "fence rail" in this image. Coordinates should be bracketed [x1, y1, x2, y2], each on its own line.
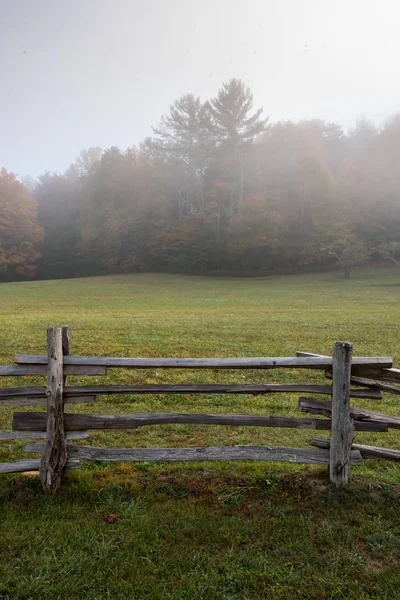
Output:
[14, 354, 393, 369]
[24, 442, 364, 465]
[0, 326, 399, 492]
[12, 411, 388, 432]
[0, 383, 382, 399]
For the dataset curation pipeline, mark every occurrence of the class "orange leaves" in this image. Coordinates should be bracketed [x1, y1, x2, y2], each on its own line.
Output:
[0, 169, 43, 280]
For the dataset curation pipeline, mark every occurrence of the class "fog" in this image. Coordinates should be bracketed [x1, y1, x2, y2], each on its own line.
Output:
[1, 0, 399, 177]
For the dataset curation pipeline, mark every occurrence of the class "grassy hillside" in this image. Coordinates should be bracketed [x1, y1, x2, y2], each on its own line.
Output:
[0, 268, 400, 599]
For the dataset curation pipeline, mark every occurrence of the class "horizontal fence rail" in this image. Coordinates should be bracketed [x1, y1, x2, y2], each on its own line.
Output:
[24, 442, 364, 465]
[12, 411, 388, 432]
[310, 437, 400, 461]
[0, 384, 383, 399]
[0, 365, 107, 376]
[299, 397, 400, 428]
[325, 372, 400, 395]
[0, 395, 96, 407]
[0, 430, 88, 441]
[0, 459, 80, 474]
[353, 369, 400, 383]
[297, 351, 400, 391]
[15, 354, 393, 370]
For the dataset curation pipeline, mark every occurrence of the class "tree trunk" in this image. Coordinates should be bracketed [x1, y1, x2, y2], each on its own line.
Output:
[239, 150, 244, 210]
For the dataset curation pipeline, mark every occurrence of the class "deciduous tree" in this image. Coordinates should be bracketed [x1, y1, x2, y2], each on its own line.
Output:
[0, 169, 43, 281]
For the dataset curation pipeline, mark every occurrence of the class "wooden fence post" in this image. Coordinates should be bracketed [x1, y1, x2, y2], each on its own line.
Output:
[329, 341, 354, 488]
[39, 327, 67, 492]
[61, 325, 69, 388]
[61, 325, 69, 359]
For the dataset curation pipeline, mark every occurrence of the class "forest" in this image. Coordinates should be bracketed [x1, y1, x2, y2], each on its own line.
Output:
[1, 78, 400, 282]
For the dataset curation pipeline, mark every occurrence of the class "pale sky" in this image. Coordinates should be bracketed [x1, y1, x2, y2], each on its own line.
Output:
[1, 0, 399, 178]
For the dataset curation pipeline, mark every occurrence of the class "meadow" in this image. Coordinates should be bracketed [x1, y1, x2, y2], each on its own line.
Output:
[0, 267, 400, 599]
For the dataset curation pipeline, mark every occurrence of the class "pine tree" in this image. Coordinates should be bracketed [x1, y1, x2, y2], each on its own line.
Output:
[204, 79, 268, 211]
[152, 94, 210, 215]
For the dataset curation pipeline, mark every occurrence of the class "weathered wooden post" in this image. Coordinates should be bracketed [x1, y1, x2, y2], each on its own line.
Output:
[329, 341, 354, 488]
[39, 327, 67, 492]
[61, 325, 69, 387]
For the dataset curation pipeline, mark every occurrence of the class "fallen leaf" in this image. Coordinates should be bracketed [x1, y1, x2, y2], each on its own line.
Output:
[104, 513, 118, 523]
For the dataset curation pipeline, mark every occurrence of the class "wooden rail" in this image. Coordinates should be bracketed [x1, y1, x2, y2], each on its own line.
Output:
[297, 351, 400, 388]
[326, 372, 400, 395]
[0, 458, 80, 474]
[12, 411, 388, 432]
[310, 437, 400, 461]
[299, 397, 400, 428]
[24, 442, 364, 465]
[0, 365, 107, 376]
[0, 384, 383, 399]
[15, 354, 393, 369]
[0, 395, 96, 407]
[0, 430, 88, 440]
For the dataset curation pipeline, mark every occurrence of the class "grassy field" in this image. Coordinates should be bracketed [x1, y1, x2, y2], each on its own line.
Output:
[0, 267, 400, 599]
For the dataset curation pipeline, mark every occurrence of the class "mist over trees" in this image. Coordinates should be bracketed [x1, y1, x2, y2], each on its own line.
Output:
[1, 79, 400, 281]
[0, 169, 43, 281]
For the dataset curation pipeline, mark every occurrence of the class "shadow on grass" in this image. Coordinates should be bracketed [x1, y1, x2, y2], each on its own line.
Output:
[1, 465, 398, 510]
[1, 467, 400, 599]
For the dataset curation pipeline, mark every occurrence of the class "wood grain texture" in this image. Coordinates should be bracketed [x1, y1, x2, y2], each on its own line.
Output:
[61, 384, 381, 399]
[325, 371, 400, 395]
[310, 437, 400, 462]
[299, 397, 400, 428]
[24, 442, 363, 465]
[330, 341, 354, 488]
[61, 326, 70, 359]
[0, 430, 88, 441]
[0, 365, 107, 376]
[296, 351, 400, 385]
[0, 458, 80, 474]
[40, 327, 67, 493]
[16, 412, 333, 430]
[350, 367, 400, 383]
[0, 384, 381, 399]
[15, 354, 393, 369]
[12, 411, 387, 432]
[0, 395, 96, 406]
[296, 352, 329, 358]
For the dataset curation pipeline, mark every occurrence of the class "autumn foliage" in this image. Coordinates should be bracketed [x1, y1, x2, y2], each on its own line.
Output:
[0, 169, 43, 281]
[2, 80, 400, 281]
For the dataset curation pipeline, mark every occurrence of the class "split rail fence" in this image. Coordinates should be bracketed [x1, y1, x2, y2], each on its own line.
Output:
[1, 326, 400, 492]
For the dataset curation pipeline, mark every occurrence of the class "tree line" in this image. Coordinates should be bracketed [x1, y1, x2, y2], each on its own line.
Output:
[1, 78, 400, 282]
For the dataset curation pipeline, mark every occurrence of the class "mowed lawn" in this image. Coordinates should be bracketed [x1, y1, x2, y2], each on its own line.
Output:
[0, 268, 400, 599]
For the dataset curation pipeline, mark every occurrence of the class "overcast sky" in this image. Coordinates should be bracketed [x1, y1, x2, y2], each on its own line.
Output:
[1, 0, 399, 178]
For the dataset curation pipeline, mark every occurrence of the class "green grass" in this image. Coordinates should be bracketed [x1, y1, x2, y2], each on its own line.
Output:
[0, 267, 400, 599]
